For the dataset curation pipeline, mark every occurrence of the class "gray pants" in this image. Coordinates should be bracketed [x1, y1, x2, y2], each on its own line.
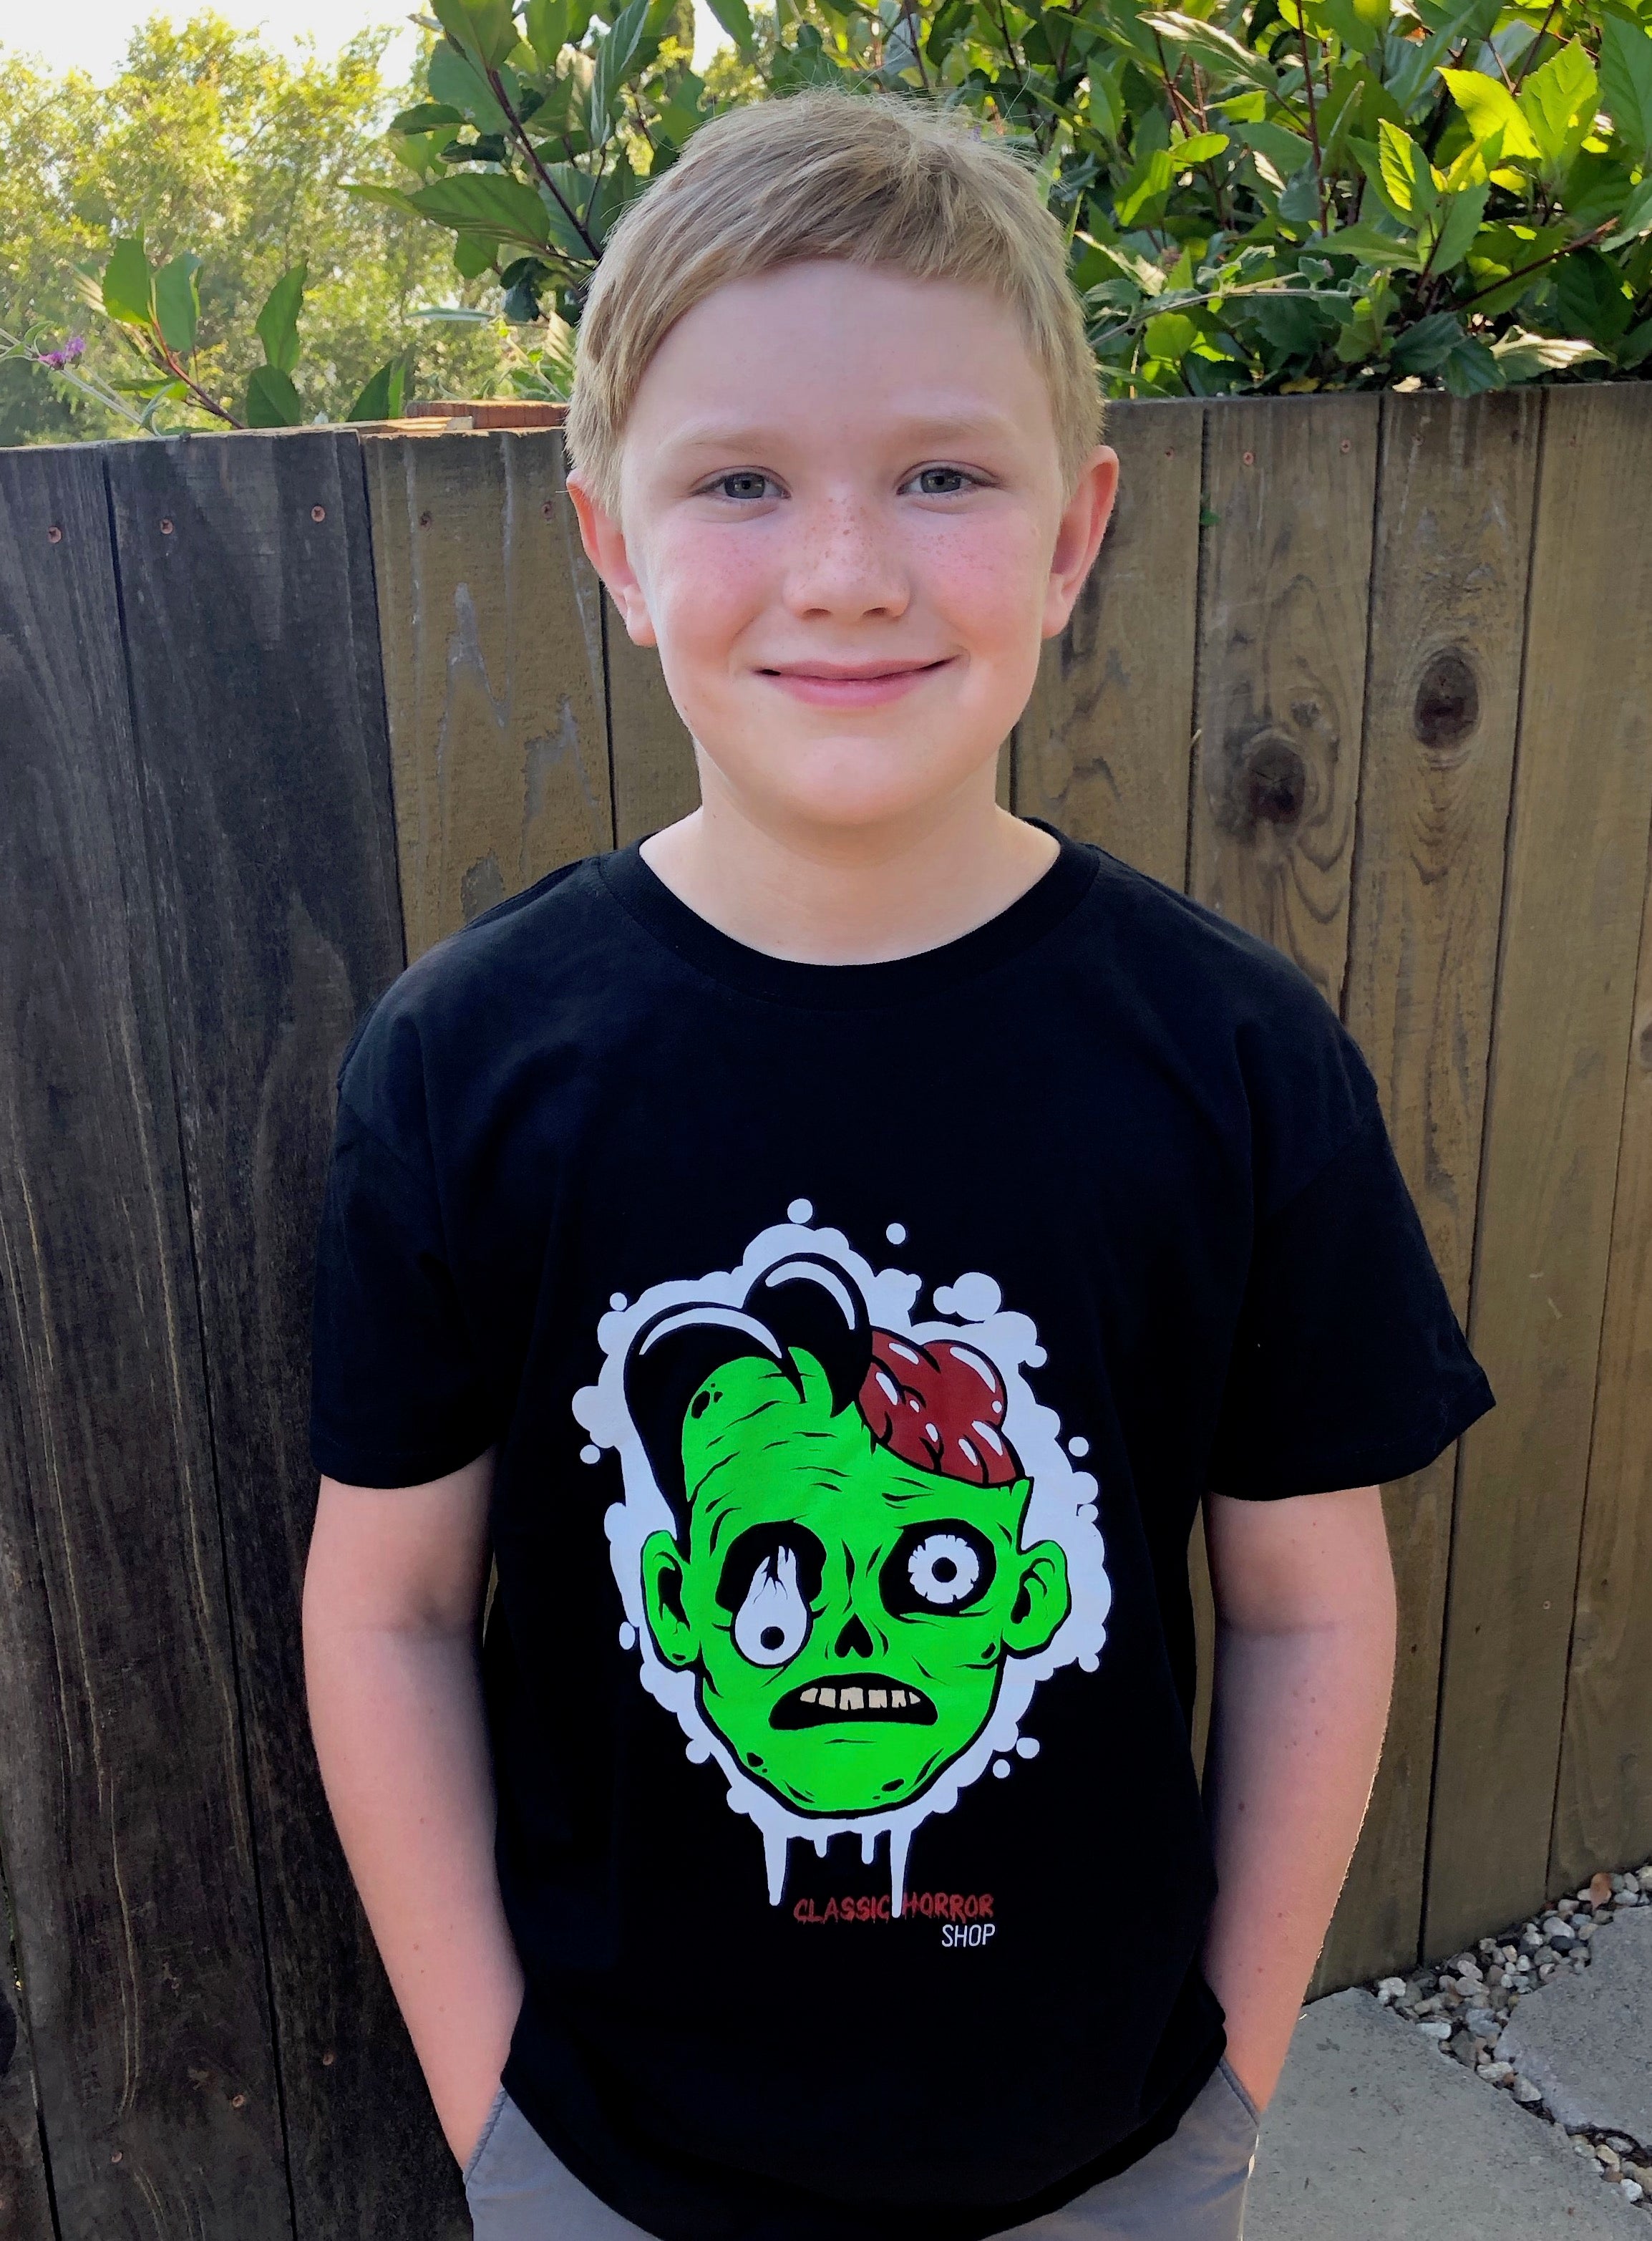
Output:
[464, 2060, 1259, 2240]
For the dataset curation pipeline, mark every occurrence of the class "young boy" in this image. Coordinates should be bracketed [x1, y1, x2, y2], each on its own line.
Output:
[302, 89, 1495, 2241]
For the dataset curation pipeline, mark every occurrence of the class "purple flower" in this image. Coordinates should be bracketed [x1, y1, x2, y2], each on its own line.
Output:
[41, 336, 86, 369]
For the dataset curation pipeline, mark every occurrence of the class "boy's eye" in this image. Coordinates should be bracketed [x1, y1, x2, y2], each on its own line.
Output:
[707, 470, 778, 502]
[908, 467, 975, 497]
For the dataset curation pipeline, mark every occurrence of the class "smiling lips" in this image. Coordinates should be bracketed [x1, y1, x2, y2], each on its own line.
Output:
[770, 1677, 938, 1729]
[760, 659, 953, 710]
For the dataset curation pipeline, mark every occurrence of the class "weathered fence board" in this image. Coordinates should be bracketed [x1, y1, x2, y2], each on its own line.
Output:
[363, 429, 611, 959]
[605, 597, 701, 846]
[0, 1852, 56, 2241]
[1313, 389, 1538, 1993]
[1550, 726, 1652, 1892]
[1190, 394, 1380, 1007]
[1014, 397, 1203, 889]
[1427, 384, 1652, 1957]
[103, 430, 469, 2240]
[0, 444, 289, 2240]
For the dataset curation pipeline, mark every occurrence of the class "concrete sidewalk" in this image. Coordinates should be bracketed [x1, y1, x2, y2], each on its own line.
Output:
[1250, 1966, 1648, 2237]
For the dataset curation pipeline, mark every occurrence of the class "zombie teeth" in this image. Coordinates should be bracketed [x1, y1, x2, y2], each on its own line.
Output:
[772, 1677, 937, 1730]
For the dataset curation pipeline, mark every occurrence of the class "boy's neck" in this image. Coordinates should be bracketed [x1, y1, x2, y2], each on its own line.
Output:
[637, 762, 1060, 967]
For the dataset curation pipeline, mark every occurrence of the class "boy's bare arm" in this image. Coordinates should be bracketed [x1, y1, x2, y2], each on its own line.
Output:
[302, 1453, 523, 2167]
[1200, 1484, 1396, 2110]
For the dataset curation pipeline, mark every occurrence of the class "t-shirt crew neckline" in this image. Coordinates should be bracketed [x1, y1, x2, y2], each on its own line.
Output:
[598, 817, 1099, 1010]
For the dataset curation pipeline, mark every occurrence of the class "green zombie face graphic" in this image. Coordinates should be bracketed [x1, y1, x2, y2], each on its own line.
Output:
[636, 1343, 1072, 1816]
[580, 1221, 1112, 1908]
[624, 1257, 1072, 1819]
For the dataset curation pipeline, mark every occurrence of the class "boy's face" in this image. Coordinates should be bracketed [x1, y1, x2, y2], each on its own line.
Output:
[568, 261, 1116, 833]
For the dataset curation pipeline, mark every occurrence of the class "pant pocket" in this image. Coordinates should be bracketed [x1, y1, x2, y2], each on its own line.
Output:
[1215, 2057, 1262, 2131]
[462, 2083, 510, 2192]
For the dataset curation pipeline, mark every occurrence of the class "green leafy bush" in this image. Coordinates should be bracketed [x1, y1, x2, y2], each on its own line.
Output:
[13, 233, 408, 430]
[383, 0, 1652, 395]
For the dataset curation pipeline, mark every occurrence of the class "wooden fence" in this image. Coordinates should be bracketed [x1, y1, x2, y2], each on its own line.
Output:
[1, 382, 1648, 2238]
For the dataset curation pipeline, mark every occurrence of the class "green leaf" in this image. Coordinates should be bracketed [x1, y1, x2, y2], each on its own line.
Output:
[427, 38, 513, 130]
[152, 252, 202, 355]
[1233, 119, 1313, 182]
[1553, 245, 1634, 345]
[408, 172, 556, 253]
[1142, 11, 1276, 92]
[1603, 175, 1652, 251]
[1312, 221, 1422, 267]
[454, 230, 499, 276]
[589, 0, 651, 138]
[102, 234, 155, 329]
[1490, 328, 1606, 380]
[389, 101, 466, 132]
[430, 0, 520, 69]
[1517, 42, 1598, 174]
[346, 357, 407, 420]
[246, 364, 303, 427]
[1618, 316, 1652, 369]
[523, 0, 570, 62]
[345, 180, 427, 218]
[1439, 67, 1540, 161]
[1600, 17, 1652, 159]
[705, 0, 754, 57]
[256, 264, 306, 374]
[1389, 310, 1464, 372]
[1170, 130, 1230, 165]
[1379, 120, 1437, 221]
[1439, 335, 1502, 395]
[1424, 181, 1489, 275]
[1145, 309, 1199, 357]
[1115, 145, 1177, 224]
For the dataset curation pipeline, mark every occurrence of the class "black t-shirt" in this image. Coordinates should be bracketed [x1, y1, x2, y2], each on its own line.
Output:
[309, 825, 1495, 2241]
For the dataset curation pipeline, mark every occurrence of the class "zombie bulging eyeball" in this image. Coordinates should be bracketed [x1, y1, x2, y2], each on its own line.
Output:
[625, 1257, 1072, 1819]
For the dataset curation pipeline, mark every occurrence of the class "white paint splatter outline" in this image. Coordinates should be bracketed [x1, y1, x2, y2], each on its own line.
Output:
[572, 1216, 1111, 1913]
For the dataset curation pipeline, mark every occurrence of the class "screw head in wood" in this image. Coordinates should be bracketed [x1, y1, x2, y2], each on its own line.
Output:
[160, 518, 174, 534]
[321, 2049, 336, 2066]
[1242, 450, 1255, 465]
[1341, 438, 1351, 453]
[311, 504, 326, 522]
[231, 2092, 246, 2108]
[1165, 447, 1175, 458]
[419, 510, 432, 527]
[47, 524, 62, 543]
[111, 2151, 122, 2164]
[543, 500, 555, 518]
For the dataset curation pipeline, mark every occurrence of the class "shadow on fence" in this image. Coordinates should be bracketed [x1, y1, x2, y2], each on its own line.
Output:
[1, 385, 1649, 2238]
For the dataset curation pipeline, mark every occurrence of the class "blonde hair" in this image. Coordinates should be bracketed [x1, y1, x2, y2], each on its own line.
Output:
[565, 88, 1104, 516]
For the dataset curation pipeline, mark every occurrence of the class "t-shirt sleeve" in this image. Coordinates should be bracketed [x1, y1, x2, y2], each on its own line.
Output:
[1206, 1079, 1496, 1504]
[308, 1005, 495, 1489]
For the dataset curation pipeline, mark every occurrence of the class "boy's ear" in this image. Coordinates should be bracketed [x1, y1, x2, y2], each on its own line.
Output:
[565, 468, 658, 647]
[1041, 445, 1119, 643]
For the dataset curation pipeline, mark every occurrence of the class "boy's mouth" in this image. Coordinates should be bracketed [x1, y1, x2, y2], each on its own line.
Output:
[759, 657, 954, 709]
[770, 1678, 938, 1728]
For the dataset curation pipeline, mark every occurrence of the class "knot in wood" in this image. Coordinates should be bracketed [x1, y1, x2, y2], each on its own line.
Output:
[1413, 647, 1479, 750]
[1220, 725, 1308, 835]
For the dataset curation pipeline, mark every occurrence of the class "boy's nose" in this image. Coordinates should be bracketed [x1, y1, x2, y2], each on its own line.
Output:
[783, 500, 910, 620]
[834, 1615, 875, 1659]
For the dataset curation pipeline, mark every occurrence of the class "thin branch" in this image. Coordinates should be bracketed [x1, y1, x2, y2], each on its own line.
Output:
[1300, 29, 1328, 236]
[898, 0, 932, 93]
[1450, 216, 1617, 315]
[1510, 0, 1560, 91]
[485, 62, 603, 259]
